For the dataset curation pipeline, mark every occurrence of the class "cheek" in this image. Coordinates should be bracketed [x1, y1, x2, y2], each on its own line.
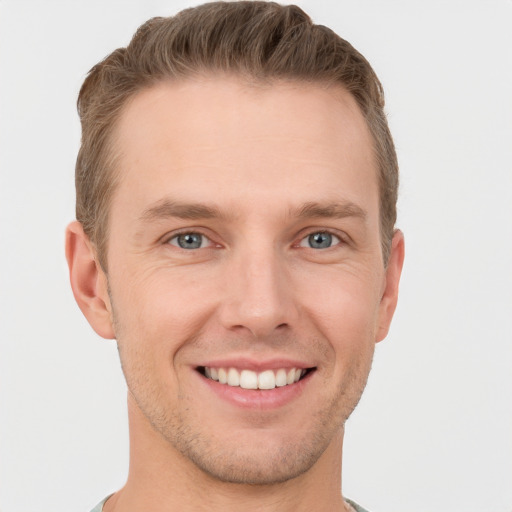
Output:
[110, 265, 218, 347]
[296, 264, 383, 350]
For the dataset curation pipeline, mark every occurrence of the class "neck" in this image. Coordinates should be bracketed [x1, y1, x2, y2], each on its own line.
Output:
[105, 396, 351, 512]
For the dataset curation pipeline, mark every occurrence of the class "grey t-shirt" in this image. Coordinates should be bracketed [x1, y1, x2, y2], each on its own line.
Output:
[91, 495, 370, 512]
[347, 498, 371, 512]
[90, 495, 110, 512]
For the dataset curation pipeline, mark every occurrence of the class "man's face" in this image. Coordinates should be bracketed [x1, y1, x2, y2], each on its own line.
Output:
[103, 78, 399, 484]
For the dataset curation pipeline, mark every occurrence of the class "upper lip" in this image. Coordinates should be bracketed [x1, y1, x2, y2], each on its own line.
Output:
[196, 357, 316, 371]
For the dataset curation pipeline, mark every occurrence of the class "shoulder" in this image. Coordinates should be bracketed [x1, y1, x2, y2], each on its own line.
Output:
[346, 498, 372, 512]
[89, 495, 112, 512]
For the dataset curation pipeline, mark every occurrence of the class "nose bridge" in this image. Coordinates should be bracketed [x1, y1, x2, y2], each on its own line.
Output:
[220, 240, 296, 337]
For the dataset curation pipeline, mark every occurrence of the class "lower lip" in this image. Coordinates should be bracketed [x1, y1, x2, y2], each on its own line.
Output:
[196, 370, 314, 410]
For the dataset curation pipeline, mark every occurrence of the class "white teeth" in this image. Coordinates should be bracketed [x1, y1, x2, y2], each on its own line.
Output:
[275, 369, 287, 387]
[258, 370, 276, 390]
[227, 368, 240, 386]
[240, 369, 258, 390]
[218, 368, 227, 384]
[203, 366, 310, 390]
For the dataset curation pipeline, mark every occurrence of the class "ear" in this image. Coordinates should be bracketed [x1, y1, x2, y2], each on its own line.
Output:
[65, 221, 115, 339]
[376, 230, 405, 342]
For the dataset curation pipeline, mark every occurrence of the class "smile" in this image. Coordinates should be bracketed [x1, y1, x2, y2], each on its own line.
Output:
[198, 366, 315, 390]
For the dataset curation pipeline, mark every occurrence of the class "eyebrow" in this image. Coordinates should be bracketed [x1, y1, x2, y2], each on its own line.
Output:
[139, 199, 227, 222]
[294, 201, 367, 221]
[138, 198, 367, 224]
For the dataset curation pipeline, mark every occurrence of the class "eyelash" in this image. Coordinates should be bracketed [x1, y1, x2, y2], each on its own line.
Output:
[297, 230, 343, 249]
[166, 230, 217, 250]
[165, 229, 346, 251]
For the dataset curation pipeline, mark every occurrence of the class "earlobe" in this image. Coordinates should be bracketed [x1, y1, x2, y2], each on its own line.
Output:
[65, 221, 115, 339]
[376, 230, 405, 343]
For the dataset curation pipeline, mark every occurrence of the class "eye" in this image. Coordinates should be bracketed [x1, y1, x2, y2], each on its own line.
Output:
[168, 232, 210, 250]
[299, 231, 341, 249]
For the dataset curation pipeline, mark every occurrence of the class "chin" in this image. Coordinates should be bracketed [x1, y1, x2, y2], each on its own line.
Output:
[152, 400, 349, 486]
[175, 433, 332, 485]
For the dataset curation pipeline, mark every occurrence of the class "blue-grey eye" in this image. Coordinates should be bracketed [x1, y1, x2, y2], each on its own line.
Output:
[300, 232, 340, 249]
[170, 232, 206, 249]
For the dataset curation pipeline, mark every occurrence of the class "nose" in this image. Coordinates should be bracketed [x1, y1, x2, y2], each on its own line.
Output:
[218, 244, 299, 338]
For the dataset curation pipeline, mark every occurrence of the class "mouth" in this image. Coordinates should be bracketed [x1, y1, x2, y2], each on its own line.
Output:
[197, 366, 316, 390]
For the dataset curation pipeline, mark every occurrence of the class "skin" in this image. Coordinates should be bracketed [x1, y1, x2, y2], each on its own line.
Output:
[66, 77, 404, 512]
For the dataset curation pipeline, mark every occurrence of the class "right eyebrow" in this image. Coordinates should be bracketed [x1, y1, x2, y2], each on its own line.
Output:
[139, 199, 227, 222]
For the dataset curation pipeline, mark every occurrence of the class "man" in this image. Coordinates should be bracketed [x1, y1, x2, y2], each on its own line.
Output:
[65, 2, 404, 511]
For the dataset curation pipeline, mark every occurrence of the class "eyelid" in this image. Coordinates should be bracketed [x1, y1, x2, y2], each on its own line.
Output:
[163, 228, 219, 248]
[295, 228, 348, 248]
[299, 232, 340, 249]
[160, 227, 349, 249]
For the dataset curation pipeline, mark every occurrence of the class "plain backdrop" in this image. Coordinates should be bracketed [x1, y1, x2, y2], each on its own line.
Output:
[1, 1, 511, 511]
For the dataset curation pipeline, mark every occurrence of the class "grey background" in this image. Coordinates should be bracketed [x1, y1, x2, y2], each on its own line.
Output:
[1, 1, 511, 511]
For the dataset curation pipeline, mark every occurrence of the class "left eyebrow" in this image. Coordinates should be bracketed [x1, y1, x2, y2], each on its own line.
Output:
[136, 198, 366, 228]
[293, 201, 367, 221]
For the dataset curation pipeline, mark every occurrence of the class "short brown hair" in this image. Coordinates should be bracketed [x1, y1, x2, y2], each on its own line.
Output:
[76, 1, 398, 269]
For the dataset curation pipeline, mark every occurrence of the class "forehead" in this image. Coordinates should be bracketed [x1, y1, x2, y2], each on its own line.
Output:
[111, 77, 378, 219]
